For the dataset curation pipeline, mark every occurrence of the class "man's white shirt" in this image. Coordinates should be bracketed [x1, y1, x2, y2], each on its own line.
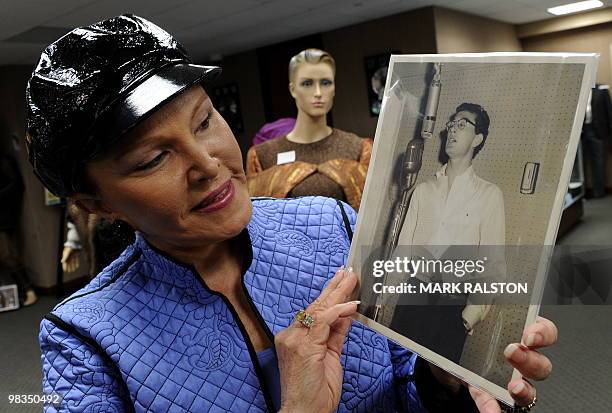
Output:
[396, 164, 507, 330]
[398, 164, 505, 249]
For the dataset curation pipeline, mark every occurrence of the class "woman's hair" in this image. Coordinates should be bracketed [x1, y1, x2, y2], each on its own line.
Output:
[288, 48, 336, 82]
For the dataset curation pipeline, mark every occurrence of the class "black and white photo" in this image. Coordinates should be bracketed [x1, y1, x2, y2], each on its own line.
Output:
[348, 53, 597, 405]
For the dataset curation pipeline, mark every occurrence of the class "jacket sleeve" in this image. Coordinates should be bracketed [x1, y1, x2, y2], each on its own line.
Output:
[332, 201, 428, 412]
[40, 317, 132, 413]
[387, 341, 428, 413]
[333, 200, 478, 412]
[391, 340, 481, 413]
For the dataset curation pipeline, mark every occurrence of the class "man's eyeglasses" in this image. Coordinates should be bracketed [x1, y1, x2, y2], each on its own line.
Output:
[445, 118, 476, 132]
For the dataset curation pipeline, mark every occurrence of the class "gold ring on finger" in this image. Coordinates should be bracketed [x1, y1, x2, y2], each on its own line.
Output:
[295, 309, 315, 328]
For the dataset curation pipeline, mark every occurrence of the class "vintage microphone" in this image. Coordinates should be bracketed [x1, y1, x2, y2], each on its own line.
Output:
[371, 62, 441, 322]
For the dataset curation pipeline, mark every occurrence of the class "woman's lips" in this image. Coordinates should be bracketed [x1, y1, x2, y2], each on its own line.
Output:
[313, 101, 325, 107]
[192, 180, 235, 213]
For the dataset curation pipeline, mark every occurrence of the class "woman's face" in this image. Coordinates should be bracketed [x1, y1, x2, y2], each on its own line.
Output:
[290, 62, 335, 117]
[82, 85, 252, 252]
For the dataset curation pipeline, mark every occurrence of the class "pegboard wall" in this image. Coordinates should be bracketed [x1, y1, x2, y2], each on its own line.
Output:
[355, 60, 585, 388]
[394, 62, 584, 246]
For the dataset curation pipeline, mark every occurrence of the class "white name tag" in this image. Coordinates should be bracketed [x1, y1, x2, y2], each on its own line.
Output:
[276, 150, 296, 165]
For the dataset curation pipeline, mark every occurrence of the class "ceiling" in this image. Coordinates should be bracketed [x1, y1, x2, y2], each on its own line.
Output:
[1, 0, 610, 66]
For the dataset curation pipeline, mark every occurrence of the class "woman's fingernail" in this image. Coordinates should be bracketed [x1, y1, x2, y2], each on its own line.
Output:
[525, 333, 538, 347]
[504, 344, 527, 363]
[347, 300, 361, 305]
[347, 266, 353, 273]
[511, 382, 525, 395]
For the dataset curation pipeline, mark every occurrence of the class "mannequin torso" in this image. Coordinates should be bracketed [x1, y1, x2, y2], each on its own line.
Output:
[246, 49, 373, 210]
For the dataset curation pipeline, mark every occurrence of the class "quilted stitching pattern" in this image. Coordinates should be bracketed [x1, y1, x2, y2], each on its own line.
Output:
[40, 196, 427, 412]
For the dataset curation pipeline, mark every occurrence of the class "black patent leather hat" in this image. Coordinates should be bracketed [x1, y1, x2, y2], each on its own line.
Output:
[26, 14, 221, 196]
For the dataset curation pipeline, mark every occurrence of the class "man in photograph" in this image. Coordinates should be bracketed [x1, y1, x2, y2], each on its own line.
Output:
[390, 102, 506, 364]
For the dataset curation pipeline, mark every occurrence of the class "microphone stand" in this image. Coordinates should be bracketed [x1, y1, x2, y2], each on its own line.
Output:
[370, 63, 441, 322]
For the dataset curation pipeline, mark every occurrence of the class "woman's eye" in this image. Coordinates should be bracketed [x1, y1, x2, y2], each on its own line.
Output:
[322, 79, 333, 86]
[301, 80, 312, 87]
[197, 113, 211, 132]
[136, 152, 167, 171]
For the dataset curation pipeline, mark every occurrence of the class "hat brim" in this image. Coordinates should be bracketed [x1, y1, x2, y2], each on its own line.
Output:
[92, 63, 221, 149]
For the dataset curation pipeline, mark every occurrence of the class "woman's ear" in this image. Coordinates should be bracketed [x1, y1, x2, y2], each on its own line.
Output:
[289, 82, 296, 99]
[71, 193, 118, 223]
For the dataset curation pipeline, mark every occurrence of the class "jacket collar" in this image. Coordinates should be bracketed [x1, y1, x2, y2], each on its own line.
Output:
[134, 228, 254, 289]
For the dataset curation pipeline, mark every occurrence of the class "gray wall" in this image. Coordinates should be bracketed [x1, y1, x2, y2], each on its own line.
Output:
[0, 66, 62, 289]
[522, 22, 612, 192]
[217, 6, 525, 141]
[5, 7, 610, 288]
[207, 49, 267, 159]
[434, 7, 522, 53]
[323, 7, 438, 138]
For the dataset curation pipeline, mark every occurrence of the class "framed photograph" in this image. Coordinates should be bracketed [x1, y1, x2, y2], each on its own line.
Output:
[348, 53, 598, 405]
[364, 52, 398, 117]
[212, 82, 244, 134]
[0, 284, 19, 312]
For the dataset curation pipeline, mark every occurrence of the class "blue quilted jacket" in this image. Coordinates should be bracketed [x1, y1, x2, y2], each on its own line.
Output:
[40, 197, 429, 412]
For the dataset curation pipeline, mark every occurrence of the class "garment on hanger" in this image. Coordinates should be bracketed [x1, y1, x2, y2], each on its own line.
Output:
[252, 118, 296, 146]
[587, 85, 611, 141]
[581, 85, 611, 197]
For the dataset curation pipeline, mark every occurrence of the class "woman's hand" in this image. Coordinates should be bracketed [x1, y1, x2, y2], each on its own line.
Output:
[432, 316, 558, 412]
[276, 267, 359, 413]
[469, 316, 557, 412]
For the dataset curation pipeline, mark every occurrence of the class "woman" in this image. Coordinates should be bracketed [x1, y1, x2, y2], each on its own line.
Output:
[28, 15, 553, 413]
[246, 49, 373, 210]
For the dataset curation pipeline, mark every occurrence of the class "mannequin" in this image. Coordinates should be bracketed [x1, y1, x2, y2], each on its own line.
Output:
[246, 48, 373, 210]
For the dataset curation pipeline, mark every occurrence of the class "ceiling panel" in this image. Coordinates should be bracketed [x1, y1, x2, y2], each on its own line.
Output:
[0, 42, 46, 65]
[4, 26, 72, 44]
[489, 6, 552, 24]
[517, 0, 612, 9]
[47, 0, 193, 28]
[281, 7, 354, 29]
[151, 0, 262, 32]
[2, 0, 608, 66]
[408, 0, 462, 8]
[325, 0, 421, 21]
[176, 0, 327, 42]
[0, 0, 89, 40]
[453, 3, 515, 15]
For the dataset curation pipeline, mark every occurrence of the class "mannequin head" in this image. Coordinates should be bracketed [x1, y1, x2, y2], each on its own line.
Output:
[288, 49, 336, 118]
